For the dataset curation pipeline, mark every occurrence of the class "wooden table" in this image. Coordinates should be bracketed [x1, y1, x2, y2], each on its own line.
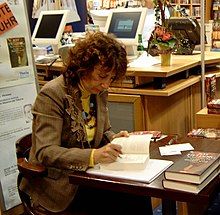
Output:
[69, 136, 220, 215]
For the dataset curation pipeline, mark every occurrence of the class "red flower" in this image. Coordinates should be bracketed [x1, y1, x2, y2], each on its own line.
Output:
[162, 32, 172, 41]
[155, 26, 164, 37]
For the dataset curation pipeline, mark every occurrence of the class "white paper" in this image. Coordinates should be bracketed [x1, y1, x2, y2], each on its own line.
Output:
[159, 143, 194, 156]
[128, 52, 160, 68]
[87, 159, 173, 183]
[0, 83, 37, 210]
[0, 171, 21, 210]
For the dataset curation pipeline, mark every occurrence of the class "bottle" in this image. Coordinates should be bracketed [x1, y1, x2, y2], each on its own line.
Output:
[137, 34, 145, 57]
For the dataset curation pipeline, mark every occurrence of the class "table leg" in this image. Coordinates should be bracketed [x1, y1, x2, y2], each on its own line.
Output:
[162, 199, 176, 215]
[187, 202, 209, 215]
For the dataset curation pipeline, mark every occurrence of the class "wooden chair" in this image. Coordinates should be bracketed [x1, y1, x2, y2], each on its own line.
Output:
[16, 133, 47, 215]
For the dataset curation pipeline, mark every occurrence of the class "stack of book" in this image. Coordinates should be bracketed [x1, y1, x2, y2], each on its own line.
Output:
[207, 99, 220, 114]
[162, 151, 220, 193]
[187, 128, 220, 139]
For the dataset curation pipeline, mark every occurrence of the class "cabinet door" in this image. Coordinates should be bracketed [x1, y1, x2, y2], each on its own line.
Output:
[108, 94, 145, 132]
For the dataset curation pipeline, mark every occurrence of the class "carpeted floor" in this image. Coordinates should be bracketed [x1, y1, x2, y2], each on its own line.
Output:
[207, 191, 220, 215]
[153, 191, 220, 215]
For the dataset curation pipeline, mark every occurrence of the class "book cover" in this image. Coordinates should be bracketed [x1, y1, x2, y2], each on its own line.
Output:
[100, 134, 152, 171]
[208, 108, 220, 114]
[164, 151, 220, 184]
[7, 37, 28, 68]
[205, 74, 216, 103]
[187, 128, 220, 139]
[162, 167, 219, 194]
[207, 99, 220, 109]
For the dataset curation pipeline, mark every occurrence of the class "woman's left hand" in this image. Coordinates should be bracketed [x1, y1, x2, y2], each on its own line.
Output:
[112, 130, 129, 139]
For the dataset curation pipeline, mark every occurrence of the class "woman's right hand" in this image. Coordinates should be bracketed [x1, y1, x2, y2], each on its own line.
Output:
[93, 143, 122, 164]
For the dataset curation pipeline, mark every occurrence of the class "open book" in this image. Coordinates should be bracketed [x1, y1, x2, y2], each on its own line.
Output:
[100, 134, 152, 171]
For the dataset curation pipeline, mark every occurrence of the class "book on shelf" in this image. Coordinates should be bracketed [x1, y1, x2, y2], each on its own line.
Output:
[110, 76, 136, 88]
[164, 151, 220, 184]
[99, 134, 152, 171]
[207, 99, 220, 109]
[162, 167, 219, 194]
[207, 99, 220, 114]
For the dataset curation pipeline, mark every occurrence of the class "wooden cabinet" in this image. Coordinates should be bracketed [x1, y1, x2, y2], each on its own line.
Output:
[195, 107, 220, 128]
[170, 0, 212, 22]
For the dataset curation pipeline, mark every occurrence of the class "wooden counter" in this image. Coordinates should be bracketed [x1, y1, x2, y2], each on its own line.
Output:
[35, 51, 220, 137]
[196, 107, 220, 129]
[126, 51, 220, 78]
[36, 51, 220, 79]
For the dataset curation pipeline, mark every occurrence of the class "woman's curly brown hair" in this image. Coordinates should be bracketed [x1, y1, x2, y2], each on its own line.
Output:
[63, 32, 128, 86]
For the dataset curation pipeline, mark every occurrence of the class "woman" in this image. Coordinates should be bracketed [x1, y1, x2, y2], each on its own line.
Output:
[21, 32, 152, 214]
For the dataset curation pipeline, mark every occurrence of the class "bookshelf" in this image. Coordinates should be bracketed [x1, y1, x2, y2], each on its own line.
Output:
[170, 0, 212, 22]
[212, 0, 220, 50]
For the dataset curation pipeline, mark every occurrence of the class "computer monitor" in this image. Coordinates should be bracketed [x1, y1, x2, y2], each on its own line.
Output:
[165, 17, 201, 55]
[90, 9, 111, 32]
[32, 10, 69, 54]
[104, 8, 147, 57]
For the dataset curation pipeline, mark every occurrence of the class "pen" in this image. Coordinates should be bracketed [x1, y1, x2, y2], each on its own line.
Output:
[167, 135, 178, 145]
[167, 138, 174, 145]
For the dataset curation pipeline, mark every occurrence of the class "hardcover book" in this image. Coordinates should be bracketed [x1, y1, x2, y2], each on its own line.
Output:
[164, 151, 220, 184]
[162, 167, 219, 193]
[207, 99, 220, 114]
[207, 99, 220, 109]
[100, 134, 152, 171]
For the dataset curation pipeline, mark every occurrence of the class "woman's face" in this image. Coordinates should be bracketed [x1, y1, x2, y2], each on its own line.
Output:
[81, 66, 115, 94]
[143, 0, 154, 9]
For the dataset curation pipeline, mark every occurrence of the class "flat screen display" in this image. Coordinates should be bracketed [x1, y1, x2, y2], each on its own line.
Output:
[32, 10, 69, 48]
[107, 12, 141, 39]
[35, 14, 63, 39]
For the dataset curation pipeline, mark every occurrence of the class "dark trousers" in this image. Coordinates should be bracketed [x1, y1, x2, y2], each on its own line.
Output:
[33, 186, 153, 215]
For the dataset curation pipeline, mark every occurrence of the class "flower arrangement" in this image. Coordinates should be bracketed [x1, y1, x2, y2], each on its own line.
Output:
[148, 0, 177, 54]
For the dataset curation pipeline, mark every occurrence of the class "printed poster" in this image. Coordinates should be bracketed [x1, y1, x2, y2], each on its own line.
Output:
[0, 0, 38, 211]
[0, 83, 37, 210]
[32, 0, 80, 23]
[0, 1, 36, 88]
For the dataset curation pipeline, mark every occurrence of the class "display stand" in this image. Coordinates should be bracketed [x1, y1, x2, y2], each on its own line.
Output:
[0, 0, 38, 212]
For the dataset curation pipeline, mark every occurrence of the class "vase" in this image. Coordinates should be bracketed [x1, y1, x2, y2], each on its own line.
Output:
[160, 53, 172, 66]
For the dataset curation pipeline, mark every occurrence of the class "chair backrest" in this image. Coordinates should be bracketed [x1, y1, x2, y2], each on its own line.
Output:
[16, 133, 32, 160]
[16, 133, 47, 215]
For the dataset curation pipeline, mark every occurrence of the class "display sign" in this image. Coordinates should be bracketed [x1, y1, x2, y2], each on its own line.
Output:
[0, 0, 38, 211]
[0, 2, 18, 36]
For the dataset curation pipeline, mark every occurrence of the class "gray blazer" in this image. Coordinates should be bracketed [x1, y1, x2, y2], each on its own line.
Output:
[21, 75, 115, 212]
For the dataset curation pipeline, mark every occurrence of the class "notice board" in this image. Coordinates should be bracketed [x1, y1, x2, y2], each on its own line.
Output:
[0, 0, 38, 211]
